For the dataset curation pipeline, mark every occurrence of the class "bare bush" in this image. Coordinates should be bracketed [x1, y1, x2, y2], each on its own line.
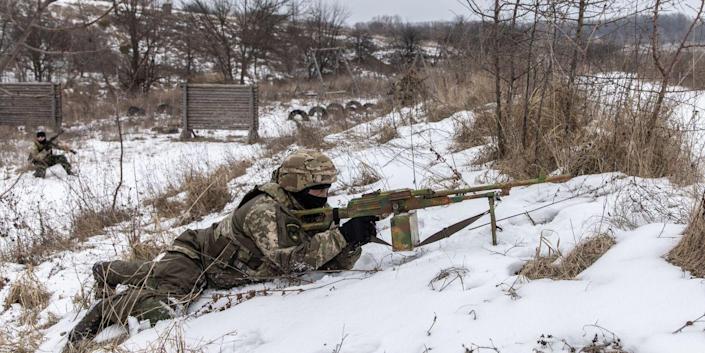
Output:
[263, 129, 331, 155]
[341, 161, 381, 192]
[520, 233, 616, 280]
[70, 208, 130, 241]
[669, 193, 705, 278]
[376, 123, 399, 144]
[148, 160, 252, 224]
[3, 267, 51, 325]
[0, 326, 43, 353]
[460, 81, 698, 184]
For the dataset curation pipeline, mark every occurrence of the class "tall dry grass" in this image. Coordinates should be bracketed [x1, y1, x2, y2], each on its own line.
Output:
[147, 159, 252, 224]
[669, 194, 705, 278]
[520, 233, 616, 280]
[452, 77, 698, 184]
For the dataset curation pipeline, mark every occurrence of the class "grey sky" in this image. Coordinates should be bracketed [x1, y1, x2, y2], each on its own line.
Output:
[334, 0, 470, 24]
[334, 0, 705, 25]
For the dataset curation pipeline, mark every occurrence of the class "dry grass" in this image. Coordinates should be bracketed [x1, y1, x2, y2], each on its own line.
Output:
[263, 128, 332, 155]
[424, 65, 495, 120]
[668, 195, 705, 278]
[3, 267, 51, 325]
[148, 160, 252, 223]
[340, 161, 382, 192]
[64, 84, 181, 125]
[453, 79, 699, 184]
[376, 123, 399, 144]
[0, 327, 43, 353]
[71, 208, 131, 241]
[1, 213, 75, 265]
[520, 234, 616, 280]
[258, 75, 389, 102]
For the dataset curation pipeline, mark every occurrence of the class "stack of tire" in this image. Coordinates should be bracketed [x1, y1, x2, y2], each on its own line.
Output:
[287, 100, 377, 124]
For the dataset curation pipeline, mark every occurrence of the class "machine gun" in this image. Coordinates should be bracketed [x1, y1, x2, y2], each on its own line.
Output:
[292, 175, 572, 251]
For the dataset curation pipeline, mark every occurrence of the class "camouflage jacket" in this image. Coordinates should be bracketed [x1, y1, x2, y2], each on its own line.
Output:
[171, 182, 354, 289]
[28, 140, 71, 162]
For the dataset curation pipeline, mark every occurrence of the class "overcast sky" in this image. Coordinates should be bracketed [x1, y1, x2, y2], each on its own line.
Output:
[333, 0, 469, 24]
[333, 0, 705, 25]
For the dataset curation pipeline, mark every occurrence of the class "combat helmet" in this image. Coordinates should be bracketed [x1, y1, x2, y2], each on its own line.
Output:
[275, 149, 337, 192]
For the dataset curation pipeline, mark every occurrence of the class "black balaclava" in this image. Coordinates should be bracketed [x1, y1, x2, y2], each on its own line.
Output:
[292, 184, 330, 209]
[36, 131, 47, 144]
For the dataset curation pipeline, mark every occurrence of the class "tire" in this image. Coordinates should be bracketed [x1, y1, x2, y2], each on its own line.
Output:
[127, 106, 146, 116]
[288, 109, 310, 122]
[156, 103, 171, 115]
[345, 100, 363, 112]
[308, 106, 329, 121]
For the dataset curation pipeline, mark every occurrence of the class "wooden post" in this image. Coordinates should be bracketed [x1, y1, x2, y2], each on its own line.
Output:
[180, 82, 190, 139]
[489, 196, 498, 246]
[247, 85, 259, 143]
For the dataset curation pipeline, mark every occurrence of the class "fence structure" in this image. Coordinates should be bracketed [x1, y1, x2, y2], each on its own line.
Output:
[181, 83, 259, 142]
[0, 83, 62, 129]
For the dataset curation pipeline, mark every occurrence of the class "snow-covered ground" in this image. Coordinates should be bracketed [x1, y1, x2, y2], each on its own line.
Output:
[1, 94, 705, 353]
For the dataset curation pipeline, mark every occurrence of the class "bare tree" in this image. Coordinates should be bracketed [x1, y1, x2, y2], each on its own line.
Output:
[647, 0, 705, 143]
[186, 0, 238, 82]
[303, 0, 349, 78]
[0, 0, 115, 79]
[234, 0, 289, 83]
[112, 0, 165, 94]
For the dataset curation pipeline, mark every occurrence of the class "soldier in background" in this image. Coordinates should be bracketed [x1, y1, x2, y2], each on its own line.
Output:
[28, 131, 76, 177]
[65, 149, 377, 350]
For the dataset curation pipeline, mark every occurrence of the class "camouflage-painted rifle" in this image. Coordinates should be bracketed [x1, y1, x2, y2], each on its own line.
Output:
[292, 175, 572, 251]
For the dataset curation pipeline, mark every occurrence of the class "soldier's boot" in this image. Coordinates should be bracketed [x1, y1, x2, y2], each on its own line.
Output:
[33, 167, 46, 178]
[321, 246, 362, 271]
[66, 302, 104, 346]
[133, 297, 177, 326]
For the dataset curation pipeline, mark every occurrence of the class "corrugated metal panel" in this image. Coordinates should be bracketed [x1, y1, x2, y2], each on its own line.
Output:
[181, 83, 259, 142]
[0, 83, 62, 129]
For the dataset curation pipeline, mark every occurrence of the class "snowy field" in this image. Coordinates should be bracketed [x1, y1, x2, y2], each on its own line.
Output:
[0, 94, 704, 352]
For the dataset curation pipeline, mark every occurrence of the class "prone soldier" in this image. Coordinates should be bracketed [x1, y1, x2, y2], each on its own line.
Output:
[64, 149, 377, 349]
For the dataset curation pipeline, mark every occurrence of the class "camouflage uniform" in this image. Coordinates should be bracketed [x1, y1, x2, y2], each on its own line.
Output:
[67, 150, 360, 347]
[28, 140, 73, 177]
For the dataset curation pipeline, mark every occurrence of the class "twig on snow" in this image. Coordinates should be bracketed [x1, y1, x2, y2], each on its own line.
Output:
[426, 312, 438, 336]
[673, 312, 705, 334]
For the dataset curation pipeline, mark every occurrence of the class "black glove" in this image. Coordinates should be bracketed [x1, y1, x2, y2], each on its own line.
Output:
[70, 149, 77, 154]
[339, 216, 377, 247]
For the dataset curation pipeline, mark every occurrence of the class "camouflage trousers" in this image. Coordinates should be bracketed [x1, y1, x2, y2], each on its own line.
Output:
[68, 252, 205, 344]
[33, 154, 72, 177]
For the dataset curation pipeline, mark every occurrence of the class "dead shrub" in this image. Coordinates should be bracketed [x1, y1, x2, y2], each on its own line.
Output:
[520, 234, 616, 280]
[340, 162, 382, 192]
[258, 75, 389, 102]
[148, 160, 251, 223]
[452, 108, 494, 152]
[70, 208, 130, 241]
[3, 267, 51, 325]
[1, 210, 75, 265]
[473, 80, 698, 184]
[64, 83, 181, 126]
[668, 194, 705, 278]
[428, 266, 468, 291]
[376, 123, 399, 144]
[390, 69, 427, 107]
[0, 327, 43, 353]
[264, 128, 331, 155]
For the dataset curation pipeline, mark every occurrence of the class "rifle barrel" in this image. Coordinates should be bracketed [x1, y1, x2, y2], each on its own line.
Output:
[429, 175, 572, 197]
